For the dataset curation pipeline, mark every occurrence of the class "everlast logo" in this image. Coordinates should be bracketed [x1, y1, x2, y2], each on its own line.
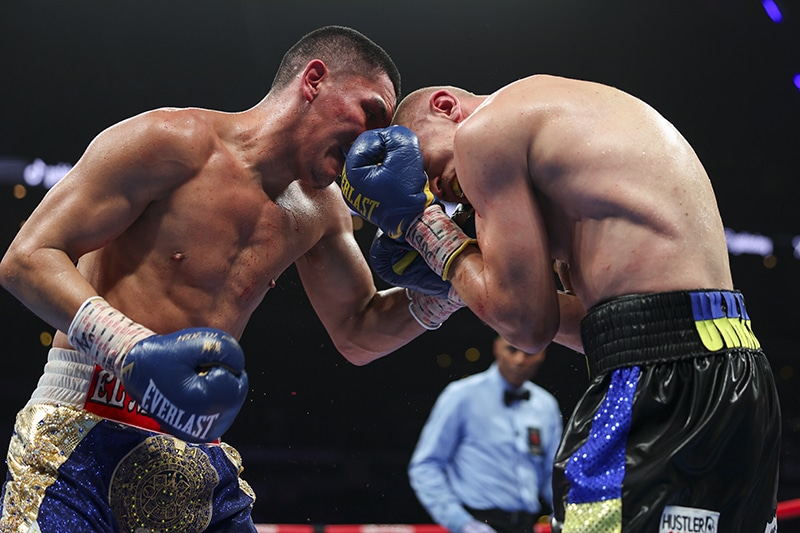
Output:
[660, 506, 719, 533]
[340, 168, 380, 221]
[140, 379, 220, 441]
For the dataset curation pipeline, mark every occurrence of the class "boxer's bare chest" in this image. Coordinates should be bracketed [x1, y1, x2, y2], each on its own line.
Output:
[92, 174, 331, 323]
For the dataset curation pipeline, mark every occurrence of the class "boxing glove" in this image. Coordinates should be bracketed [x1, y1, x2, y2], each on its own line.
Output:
[341, 125, 434, 240]
[406, 204, 477, 280]
[370, 229, 453, 299]
[69, 297, 248, 443]
[406, 285, 465, 330]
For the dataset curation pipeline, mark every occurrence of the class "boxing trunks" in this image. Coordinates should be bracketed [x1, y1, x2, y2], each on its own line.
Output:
[0, 348, 256, 533]
[552, 290, 780, 533]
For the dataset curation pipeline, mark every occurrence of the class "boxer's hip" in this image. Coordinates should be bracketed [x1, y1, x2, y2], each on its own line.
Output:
[28, 347, 162, 433]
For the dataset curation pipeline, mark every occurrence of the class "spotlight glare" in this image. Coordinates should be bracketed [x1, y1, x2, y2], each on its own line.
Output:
[794, 74, 800, 92]
[762, 0, 783, 23]
[436, 353, 452, 368]
[464, 347, 481, 362]
[39, 331, 53, 347]
[724, 228, 773, 257]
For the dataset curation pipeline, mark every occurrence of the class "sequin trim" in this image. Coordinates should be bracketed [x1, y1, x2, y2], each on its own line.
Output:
[1, 404, 99, 532]
[564, 367, 638, 504]
[563, 499, 622, 533]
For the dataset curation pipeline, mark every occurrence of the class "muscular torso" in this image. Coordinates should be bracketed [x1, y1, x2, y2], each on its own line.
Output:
[471, 76, 733, 309]
[53, 110, 342, 348]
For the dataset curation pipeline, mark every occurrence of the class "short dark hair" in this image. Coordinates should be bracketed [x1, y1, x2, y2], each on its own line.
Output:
[272, 25, 401, 99]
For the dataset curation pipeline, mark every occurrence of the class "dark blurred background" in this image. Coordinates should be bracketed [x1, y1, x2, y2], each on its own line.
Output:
[1, 0, 799, 525]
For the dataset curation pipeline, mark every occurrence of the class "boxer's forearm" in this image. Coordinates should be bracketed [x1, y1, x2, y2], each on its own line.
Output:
[0, 245, 96, 335]
[329, 287, 427, 366]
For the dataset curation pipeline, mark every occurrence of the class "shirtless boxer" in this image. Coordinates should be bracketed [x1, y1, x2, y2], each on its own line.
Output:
[0, 26, 429, 532]
[341, 77, 780, 532]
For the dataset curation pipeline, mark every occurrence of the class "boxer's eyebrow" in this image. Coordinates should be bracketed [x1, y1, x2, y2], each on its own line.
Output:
[367, 96, 390, 125]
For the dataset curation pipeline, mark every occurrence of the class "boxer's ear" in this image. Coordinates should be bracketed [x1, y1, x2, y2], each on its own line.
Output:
[430, 90, 463, 123]
[301, 59, 328, 102]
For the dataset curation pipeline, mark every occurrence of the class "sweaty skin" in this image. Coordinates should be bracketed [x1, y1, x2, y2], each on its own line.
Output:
[396, 75, 732, 352]
[0, 64, 424, 365]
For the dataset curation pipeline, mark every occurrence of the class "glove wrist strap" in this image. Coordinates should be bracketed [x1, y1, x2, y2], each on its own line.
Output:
[406, 288, 465, 330]
[406, 206, 477, 280]
[67, 297, 155, 376]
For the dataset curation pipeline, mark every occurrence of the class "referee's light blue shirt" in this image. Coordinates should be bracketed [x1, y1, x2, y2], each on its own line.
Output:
[408, 363, 563, 533]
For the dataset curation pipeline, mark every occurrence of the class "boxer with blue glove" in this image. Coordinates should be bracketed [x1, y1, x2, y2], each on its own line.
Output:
[68, 297, 248, 443]
[342, 126, 477, 281]
[0, 25, 412, 532]
[369, 230, 451, 299]
[343, 126, 476, 328]
[370, 227, 465, 330]
[341, 125, 435, 239]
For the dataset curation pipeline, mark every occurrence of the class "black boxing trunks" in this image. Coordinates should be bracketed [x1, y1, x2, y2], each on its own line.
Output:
[552, 290, 780, 533]
[0, 348, 257, 532]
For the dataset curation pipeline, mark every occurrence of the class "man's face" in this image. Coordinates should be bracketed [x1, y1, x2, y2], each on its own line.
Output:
[414, 123, 463, 204]
[310, 72, 396, 188]
[494, 337, 546, 388]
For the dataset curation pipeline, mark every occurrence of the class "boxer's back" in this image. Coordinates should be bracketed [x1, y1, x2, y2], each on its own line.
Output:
[486, 75, 734, 307]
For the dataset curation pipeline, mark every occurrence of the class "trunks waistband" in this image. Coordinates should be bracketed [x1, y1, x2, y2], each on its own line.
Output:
[580, 290, 761, 377]
[28, 348, 162, 434]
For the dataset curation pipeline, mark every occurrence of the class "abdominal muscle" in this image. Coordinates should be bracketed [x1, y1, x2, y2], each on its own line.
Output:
[52, 181, 333, 349]
[51, 246, 279, 350]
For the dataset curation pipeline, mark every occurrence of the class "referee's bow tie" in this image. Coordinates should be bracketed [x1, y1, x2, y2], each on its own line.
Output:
[504, 389, 530, 406]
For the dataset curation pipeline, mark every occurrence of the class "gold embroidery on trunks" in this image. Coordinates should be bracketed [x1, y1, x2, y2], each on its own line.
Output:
[109, 435, 219, 533]
[219, 442, 255, 502]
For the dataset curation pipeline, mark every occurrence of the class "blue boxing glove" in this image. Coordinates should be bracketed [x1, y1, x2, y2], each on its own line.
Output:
[341, 125, 434, 240]
[370, 228, 452, 299]
[122, 329, 247, 443]
[68, 297, 248, 443]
